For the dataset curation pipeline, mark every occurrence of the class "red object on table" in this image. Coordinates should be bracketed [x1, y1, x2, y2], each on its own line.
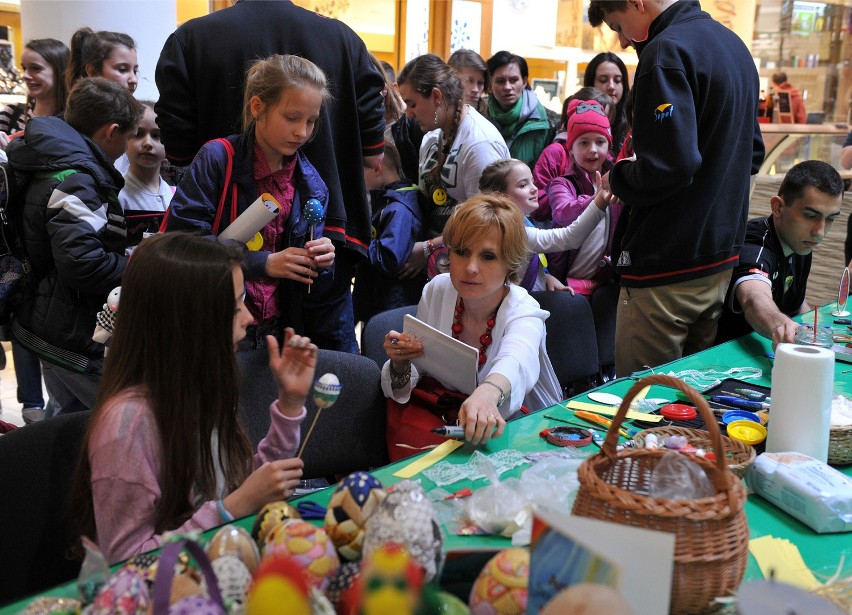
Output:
[660, 403, 697, 420]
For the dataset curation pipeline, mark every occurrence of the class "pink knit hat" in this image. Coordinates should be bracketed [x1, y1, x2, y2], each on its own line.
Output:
[565, 99, 612, 151]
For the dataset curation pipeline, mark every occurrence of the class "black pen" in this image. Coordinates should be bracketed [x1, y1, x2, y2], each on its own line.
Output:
[431, 425, 465, 438]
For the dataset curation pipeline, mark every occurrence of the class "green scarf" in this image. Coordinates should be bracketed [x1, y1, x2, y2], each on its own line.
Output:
[488, 95, 522, 140]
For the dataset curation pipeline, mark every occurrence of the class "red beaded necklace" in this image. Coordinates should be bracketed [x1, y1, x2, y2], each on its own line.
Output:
[452, 297, 498, 367]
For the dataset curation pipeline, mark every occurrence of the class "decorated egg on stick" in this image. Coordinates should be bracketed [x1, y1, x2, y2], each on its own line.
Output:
[303, 198, 324, 241]
[296, 373, 342, 459]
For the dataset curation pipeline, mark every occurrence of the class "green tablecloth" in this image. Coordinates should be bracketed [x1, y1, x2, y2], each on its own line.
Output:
[5, 307, 852, 612]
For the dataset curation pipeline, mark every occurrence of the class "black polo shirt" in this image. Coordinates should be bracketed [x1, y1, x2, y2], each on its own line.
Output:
[715, 216, 811, 343]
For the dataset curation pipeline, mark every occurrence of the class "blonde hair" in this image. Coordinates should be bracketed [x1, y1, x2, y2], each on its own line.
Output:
[443, 194, 529, 284]
[242, 54, 331, 133]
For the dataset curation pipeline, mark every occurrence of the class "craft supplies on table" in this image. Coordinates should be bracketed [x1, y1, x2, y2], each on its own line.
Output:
[572, 374, 750, 615]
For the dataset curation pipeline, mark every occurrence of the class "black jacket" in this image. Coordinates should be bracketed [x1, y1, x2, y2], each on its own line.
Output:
[7, 116, 126, 374]
[610, 0, 765, 287]
[154, 0, 385, 256]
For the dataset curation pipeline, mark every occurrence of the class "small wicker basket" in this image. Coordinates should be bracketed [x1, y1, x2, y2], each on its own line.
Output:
[829, 424, 852, 465]
[572, 374, 749, 615]
[634, 426, 756, 478]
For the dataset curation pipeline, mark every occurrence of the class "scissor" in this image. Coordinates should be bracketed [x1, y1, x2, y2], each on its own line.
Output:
[295, 500, 327, 520]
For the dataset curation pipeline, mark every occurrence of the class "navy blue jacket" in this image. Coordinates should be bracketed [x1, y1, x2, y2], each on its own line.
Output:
[610, 0, 765, 287]
[7, 116, 127, 374]
[164, 130, 334, 334]
[353, 181, 426, 324]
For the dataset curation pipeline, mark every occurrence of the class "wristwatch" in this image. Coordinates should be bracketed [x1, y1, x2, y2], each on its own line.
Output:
[482, 380, 506, 407]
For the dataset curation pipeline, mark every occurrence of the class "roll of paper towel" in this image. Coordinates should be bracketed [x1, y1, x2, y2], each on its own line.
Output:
[767, 343, 834, 461]
[218, 193, 281, 245]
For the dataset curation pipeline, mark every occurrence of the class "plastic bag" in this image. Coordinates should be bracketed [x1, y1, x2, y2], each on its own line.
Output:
[465, 455, 530, 537]
[77, 536, 111, 605]
[648, 451, 715, 499]
[520, 456, 584, 512]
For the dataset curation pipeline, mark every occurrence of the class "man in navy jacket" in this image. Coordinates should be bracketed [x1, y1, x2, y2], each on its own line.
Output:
[588, 0, 765, 375]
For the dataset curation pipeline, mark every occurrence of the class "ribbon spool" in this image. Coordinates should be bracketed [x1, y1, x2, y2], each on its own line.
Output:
[539, 426, 593, 447]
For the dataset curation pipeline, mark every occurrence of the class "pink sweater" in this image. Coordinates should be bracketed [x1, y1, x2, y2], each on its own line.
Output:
[88, 387, 304, 564]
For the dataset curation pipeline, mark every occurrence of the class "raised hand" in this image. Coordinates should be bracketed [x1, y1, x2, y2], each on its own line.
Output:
[267, 328, 317, 416]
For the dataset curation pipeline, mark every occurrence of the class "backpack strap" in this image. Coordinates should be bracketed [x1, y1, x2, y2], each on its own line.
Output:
[157, 137, 236, 235]
[211, 138, 236, 235]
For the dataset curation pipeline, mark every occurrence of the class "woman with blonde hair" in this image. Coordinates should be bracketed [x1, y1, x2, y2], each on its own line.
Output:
[381, 194, 561, 460]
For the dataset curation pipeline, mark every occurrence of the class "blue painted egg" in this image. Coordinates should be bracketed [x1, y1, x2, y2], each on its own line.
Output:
[303, 198, 324, 225]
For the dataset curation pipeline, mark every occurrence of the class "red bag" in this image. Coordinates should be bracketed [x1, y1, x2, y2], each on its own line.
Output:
[386, 376, 466, 462]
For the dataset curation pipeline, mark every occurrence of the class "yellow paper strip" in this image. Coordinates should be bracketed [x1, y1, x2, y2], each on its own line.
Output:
[393, 439, 464, 478]
[749, 535, 821, 590]
[564, 400, 663, 423]
[635, 385, 651, 400]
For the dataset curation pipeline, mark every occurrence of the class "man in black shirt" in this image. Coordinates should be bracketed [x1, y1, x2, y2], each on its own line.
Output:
[716, 161, 844, 345]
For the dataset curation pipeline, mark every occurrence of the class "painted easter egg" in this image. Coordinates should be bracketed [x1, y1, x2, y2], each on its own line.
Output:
[324, 471, 386, 560]
[362, 480, 444, 582]
[263, 520, 340, 591]
[468, 548, 530, 615]
[251, 501, 301, 546]
[86, 567, 150, 614]
[303, 198, 324, 225]
[326, 561, 361, 612]
[313, 373, 342, 410]
[207, 524, 261, 573]
[206, 554, 252, 612]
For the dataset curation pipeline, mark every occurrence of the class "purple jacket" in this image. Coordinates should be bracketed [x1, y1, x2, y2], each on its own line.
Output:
[545, 158, 622, 282]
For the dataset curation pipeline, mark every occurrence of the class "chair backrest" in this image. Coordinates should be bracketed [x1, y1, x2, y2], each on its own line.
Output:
[0, 411, 91, 605]
[588, 283, 619, 372]
[237, 348, 388, 480]
[361, 305, 418, 368]
[530, 291, 599, 395]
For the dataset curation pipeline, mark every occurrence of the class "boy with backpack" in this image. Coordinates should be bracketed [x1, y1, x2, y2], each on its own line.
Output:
[6, 77, 143, 415]
[353, 142, 426, 325]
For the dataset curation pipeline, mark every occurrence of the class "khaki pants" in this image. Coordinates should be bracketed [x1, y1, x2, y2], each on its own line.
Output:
[615, 270, 732, 376]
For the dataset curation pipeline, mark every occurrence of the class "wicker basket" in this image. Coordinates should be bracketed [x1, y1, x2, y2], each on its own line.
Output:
[634, 426, 756, 478]
[572, 375, 749, 615]
[829, 424, 852, 465]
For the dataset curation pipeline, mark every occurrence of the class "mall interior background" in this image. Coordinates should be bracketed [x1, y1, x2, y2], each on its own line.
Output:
[0, 0, 847, 123]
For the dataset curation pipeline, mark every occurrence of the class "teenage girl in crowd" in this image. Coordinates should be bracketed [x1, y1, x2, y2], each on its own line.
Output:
[66, 27, 139, 175]
[395, 53, 508, 278]
[70, 233, 311, 564]
[583, 52, 630, 158]
[164, 55, 339, 413]
[479, 158, 613, 293]
[0, 38, 69, 150]
[447, 49, 489, 115]
[0, 39, 69, 424]
[119, 102, 172, 248]
[65, 28, 138, 94]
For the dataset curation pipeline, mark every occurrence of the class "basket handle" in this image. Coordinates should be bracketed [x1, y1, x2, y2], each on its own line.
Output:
[151, 538, 224, 613]
[600, 374, 735, 494]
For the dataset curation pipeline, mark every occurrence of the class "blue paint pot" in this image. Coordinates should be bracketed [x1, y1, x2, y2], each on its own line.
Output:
[722, 410, 762, 425]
